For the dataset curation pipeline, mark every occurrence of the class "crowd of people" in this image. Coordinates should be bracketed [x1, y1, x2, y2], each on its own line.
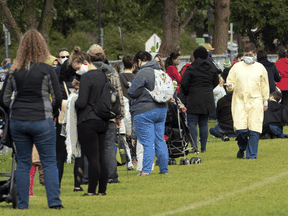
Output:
[0, 28, 287, 210]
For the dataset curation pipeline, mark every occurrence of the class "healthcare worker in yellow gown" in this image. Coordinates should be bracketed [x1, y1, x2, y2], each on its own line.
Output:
[226, 43, 269, 159]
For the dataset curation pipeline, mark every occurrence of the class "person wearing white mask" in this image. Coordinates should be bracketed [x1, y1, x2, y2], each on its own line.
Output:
[226, 43, 269, 159]
[54, 48, 71, 77]
[71, 46, 109, 196]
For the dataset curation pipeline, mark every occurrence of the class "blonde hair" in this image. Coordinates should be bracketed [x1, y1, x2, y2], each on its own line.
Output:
[12, 29, 50, 71]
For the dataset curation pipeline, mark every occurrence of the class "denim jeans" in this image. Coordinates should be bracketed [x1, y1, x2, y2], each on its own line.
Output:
[210, 123, 236, 138]
[133, 108, 169, 174]
[236, 129, 260, 159]
[187, 114, 209, 151]
[10, 118, 62, 209]
[104, 121, 118, 180]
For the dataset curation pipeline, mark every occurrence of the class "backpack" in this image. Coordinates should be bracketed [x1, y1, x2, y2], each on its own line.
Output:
[146, 69, 175, 103]
[92, 74, 121, 121]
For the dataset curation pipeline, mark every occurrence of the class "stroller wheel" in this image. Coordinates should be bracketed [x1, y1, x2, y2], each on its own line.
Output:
[168, 159, 172, 165]
[184, 158, 190, 165]
[179, 159, 184, 165]
[190, 157, 196, 164]
[195, 157, 202, 164]
[172, 159, 176, 165]
[12, 180, 17, 209]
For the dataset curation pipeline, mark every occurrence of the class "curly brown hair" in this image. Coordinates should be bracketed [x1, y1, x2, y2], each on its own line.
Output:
[12, 29, 50, 71]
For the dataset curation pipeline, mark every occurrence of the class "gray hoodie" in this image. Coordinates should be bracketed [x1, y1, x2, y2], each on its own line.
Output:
[127, 60, 167, 117]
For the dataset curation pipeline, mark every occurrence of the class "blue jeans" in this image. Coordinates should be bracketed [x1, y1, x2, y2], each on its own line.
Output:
[210, 123, 236, 138]
[10, 118, 62, 209]
[236, 129, 260, 159]
[187, 114, 209, 151]
[133, 108, 169, 174]
[104, 122, 118, 180]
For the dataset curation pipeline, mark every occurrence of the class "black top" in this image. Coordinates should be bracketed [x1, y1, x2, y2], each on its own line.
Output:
[221, 68, 231, 83]
[119, 72, 134, 100]
[181, 58, 219, 114]
[258, 58, 281, 94]
[75, 69, 106, 125]
[216, 93, 234, 131]
[263, 100, 287, 130]
[0, 63, 62, 121]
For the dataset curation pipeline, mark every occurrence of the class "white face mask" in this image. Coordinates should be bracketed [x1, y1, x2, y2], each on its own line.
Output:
[244, 56, 255, 65]
[76, 64, 89, 75]
[61, 57, 68, 65]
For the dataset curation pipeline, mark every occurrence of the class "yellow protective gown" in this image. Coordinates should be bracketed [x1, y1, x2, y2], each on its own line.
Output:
[226, 61, 269, 133]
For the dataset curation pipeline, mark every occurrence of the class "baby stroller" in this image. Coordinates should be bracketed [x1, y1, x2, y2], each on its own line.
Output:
[164, 98, 202, 165]
[0, 106, 17, 208]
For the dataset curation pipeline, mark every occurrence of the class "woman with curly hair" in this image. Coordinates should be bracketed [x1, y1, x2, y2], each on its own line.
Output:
[0, 29, 63, 209]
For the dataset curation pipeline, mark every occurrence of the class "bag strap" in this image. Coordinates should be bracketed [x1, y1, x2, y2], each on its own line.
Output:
[63, 81, 69, 97]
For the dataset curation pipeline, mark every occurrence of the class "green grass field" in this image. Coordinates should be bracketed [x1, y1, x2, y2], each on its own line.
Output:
[0, 121, 288, 215]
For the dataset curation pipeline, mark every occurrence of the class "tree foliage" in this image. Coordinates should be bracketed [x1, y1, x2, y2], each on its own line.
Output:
[230, 0, 288, 51]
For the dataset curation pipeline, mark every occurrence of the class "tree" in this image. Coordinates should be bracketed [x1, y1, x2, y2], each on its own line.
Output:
[230, 0, 288, 52]
[0, 0, 55, 43]
[159, 0, 198, 57]
[211, 0, 230, 54]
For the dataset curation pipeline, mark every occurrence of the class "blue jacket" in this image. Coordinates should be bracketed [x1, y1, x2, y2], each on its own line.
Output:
[128, 60, 167, 117]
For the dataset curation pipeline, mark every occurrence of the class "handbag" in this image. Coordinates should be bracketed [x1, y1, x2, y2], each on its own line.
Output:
[58, 81, 69, 124]
[0, 63, 33, 149]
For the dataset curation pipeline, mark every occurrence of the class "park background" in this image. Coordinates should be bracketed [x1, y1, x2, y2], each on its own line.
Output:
[1, 0, 288, 62]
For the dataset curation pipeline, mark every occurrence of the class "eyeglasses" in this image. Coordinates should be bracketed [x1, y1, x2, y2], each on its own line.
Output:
[60, 56, 69, 59]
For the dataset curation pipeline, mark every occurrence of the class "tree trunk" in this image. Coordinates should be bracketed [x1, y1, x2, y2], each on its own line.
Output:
[38, 0, 55, 43]
[25, 0, 37, 29]
[212, 0, 230, 54]
[0, 0, 22, 43]
[159, 0, 180, 57]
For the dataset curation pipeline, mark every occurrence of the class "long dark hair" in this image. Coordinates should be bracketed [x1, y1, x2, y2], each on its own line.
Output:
[165, 52, 180, 70]
[134, 51, 152, 68]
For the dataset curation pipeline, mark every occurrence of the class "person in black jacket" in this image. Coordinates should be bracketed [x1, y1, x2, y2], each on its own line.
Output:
[181, 46, 219, 153]
[209, 92, 236, 141]
[71, 46, 109, 196]
[261, 91, 288, 139]
[0, 29, 63, 209]
[56, 58, 84, 192]
[257, 49, 281, 94]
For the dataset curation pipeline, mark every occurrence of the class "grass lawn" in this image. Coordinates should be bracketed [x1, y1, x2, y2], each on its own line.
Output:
[0, 121, 288, 215]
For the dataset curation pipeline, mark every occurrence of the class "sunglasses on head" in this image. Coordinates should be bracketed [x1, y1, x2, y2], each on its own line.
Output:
[60, 56, 69, 59]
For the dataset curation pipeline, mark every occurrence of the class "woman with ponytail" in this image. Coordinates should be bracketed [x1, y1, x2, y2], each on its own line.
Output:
[165, 52, 181, 93]
[71, 46, 109, 196]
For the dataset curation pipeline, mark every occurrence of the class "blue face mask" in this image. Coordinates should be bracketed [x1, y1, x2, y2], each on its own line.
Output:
[5, 63, 11, 69]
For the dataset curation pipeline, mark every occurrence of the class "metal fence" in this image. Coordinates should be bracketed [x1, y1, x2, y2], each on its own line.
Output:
[110, 54, 278, 72]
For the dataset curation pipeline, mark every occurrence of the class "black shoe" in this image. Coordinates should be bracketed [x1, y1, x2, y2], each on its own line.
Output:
[127, 167, 134, 171]
[201, 150, 206, 153]
[73, 186, 84, 192]
[82, 193, 97, 196]
[237, 149, 245, 159]
[49, 205, 64, 210]
[221, 135, 230, 142]
[107, 179, 120, 184]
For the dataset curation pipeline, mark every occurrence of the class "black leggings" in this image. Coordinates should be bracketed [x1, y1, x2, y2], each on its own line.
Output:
[78, 119, 108, 194]
[56, 122, 84, 188]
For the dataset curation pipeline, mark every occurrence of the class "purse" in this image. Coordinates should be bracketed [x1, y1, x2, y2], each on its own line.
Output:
[58, 81, 69, 124]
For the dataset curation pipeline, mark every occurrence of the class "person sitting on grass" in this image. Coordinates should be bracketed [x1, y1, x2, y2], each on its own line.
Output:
[261, 91, 288, 139]
[209, 91, 236, 141]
